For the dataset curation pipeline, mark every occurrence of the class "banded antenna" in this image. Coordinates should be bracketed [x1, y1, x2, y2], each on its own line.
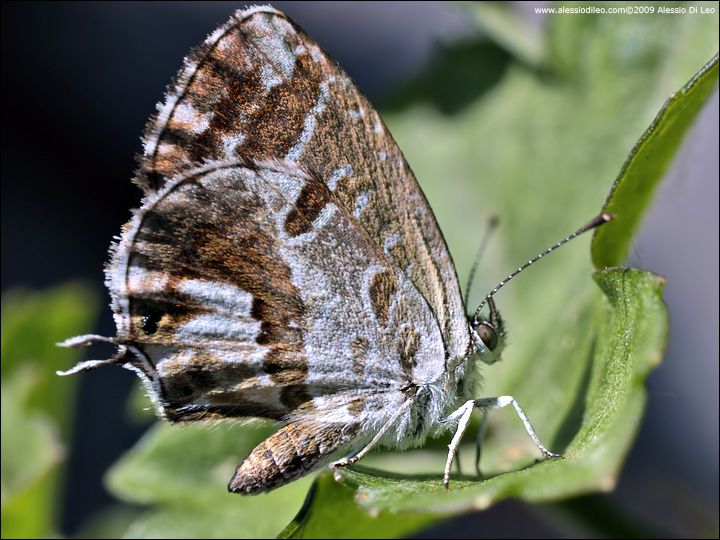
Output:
[472, 213, 614, 327]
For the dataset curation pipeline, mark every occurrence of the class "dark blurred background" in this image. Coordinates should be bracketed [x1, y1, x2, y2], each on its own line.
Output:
[2, 2, 717, 538]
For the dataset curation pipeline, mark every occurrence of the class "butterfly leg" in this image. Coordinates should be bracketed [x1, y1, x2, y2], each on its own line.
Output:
[474, 396, 562, 460]
[455, 449, 463, 476]
[443, 399, 475, 489]
[444, 396, 562, 490]
[332, 398, 413, 469]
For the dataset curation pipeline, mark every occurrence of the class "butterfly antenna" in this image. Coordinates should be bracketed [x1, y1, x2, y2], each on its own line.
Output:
[465, 214, 499, 310]
[472, 213, 614, 326]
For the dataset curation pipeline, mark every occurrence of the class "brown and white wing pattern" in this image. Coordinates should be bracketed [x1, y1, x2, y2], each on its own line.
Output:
[64, 7, 472, 494]
[138, 7, 469, 364]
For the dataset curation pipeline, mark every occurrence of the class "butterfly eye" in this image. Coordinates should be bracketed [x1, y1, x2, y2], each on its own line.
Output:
[476, 323, 498, 351]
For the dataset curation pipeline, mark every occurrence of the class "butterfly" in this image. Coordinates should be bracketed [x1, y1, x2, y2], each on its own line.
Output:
[59, 6, 610, 494]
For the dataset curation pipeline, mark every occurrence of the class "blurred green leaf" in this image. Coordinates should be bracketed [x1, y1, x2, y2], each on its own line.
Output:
[1, 285, 98, 538]
[461, 1, 546, 69]
[106, 422, 312, 538]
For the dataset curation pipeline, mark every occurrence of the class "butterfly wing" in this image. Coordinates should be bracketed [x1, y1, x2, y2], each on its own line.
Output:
[110, 158, 449, 421]
[69, 7, 472, 494]
[137, 7, 470, 367]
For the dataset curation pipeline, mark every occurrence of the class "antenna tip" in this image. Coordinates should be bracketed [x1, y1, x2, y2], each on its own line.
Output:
[585, 213, 615, 231]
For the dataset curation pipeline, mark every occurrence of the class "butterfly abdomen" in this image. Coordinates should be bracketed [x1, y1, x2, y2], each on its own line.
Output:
[229, 422, 358, 494]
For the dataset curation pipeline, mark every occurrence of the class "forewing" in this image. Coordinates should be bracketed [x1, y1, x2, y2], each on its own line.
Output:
[138, 7, 469, 366]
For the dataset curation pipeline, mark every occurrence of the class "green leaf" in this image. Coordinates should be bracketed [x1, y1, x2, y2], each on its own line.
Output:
[592, 54, 719, 267]
[106, 422, 313, 539]
[278, 472, 436, 539]
[1, 285, 99, 538]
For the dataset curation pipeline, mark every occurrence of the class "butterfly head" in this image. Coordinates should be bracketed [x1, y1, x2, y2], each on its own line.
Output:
[469, 296, 506, 364]
[467, 213, 615, 365]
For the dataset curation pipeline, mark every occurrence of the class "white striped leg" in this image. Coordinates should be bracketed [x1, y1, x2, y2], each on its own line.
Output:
[443, 400, 476, 489]
[332, 398, 413, 469]
[444, 396, 562, 490]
